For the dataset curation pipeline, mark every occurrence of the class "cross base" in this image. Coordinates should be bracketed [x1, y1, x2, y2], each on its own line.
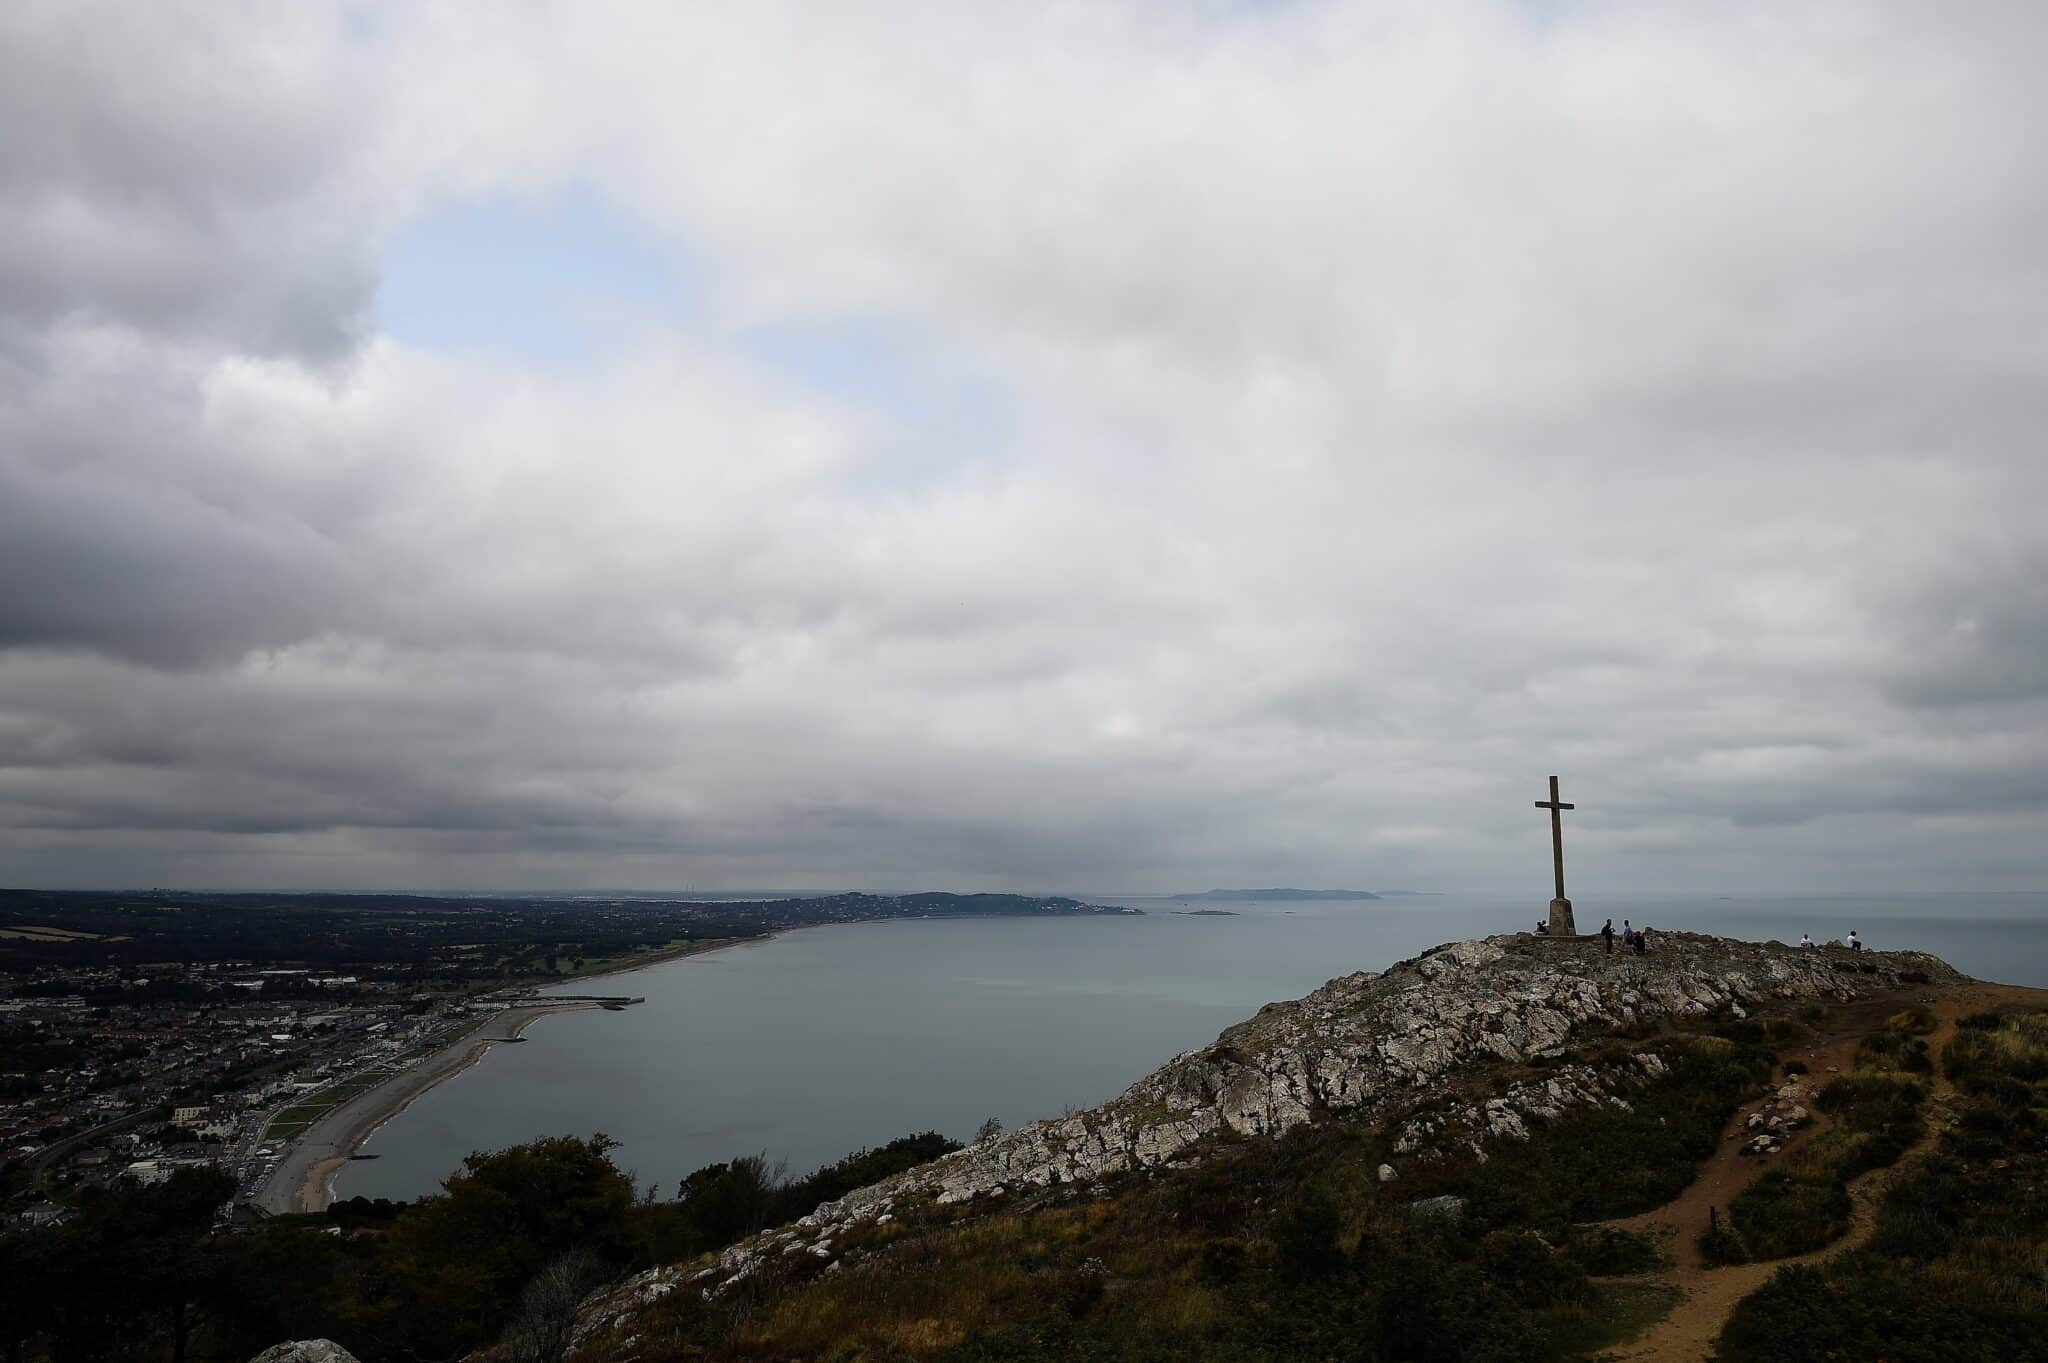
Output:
[1547, 898, 1578, 937]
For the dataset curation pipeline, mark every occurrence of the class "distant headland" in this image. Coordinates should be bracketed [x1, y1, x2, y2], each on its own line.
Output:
[1175, 888, 1383, 901]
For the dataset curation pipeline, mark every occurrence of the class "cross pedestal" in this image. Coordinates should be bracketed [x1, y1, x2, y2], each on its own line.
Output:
[1548, 898, 1577, 937]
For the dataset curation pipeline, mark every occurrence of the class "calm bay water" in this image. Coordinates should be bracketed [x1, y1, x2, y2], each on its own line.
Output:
[337, 892, 2048, 1202]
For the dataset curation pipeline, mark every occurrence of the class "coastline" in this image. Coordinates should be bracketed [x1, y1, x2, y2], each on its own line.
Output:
[256, 1002, 599, 1215]
[254, 935, 770, 1215]
[254, 916, 1114, 1215]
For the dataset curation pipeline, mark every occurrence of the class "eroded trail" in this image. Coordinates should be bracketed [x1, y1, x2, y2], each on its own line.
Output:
[1595, 982, 2047, 1362]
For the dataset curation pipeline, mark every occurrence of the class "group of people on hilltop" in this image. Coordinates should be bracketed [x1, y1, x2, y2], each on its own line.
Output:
[1532, 917, 1651, 954]
[1599, 917, 1648, 956]
[1535, 920, 1868, 954]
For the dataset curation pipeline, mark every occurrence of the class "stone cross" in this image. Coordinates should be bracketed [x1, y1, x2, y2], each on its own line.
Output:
[1534, 775, 1578, 936]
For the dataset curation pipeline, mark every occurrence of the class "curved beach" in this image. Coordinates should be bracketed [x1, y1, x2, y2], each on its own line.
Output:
[256, 1002, 600, 1214]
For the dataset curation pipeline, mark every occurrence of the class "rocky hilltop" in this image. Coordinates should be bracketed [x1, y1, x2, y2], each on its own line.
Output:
[572, 930, 1956, 1337]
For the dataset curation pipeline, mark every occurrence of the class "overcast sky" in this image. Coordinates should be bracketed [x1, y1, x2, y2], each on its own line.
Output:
[3, 2, 2045, 897]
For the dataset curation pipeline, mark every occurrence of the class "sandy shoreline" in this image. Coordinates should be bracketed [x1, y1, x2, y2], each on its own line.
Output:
[255, 1002, 601, 1214]
[253, 937, 764, 1215]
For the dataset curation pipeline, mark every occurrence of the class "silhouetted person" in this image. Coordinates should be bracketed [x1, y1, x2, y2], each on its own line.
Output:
[1601, 919, 1615, 954]
[1535, 919, 1549, 936]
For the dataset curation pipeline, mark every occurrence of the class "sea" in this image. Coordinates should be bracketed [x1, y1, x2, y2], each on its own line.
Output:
[334, 892, 2048, 1203]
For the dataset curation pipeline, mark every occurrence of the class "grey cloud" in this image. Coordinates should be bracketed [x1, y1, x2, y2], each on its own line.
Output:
[3, 3, 2048, 894]
[0, 455, 358, 667]
[0, 2, 374, 359]
[1879, 549, 2048, 710]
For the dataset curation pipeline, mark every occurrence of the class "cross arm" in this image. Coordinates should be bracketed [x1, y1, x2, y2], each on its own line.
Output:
[1534, 800, 1576, 810]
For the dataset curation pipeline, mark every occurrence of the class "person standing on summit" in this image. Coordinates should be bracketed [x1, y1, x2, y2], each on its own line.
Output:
[1601, 919, 1615, 955]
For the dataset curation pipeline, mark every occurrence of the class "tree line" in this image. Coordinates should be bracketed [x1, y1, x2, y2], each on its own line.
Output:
[0, 1128, 960, 1363]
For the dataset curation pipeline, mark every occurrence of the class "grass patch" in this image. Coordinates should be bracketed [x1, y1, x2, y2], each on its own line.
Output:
[1856, 1027, 1934, 1074]
[1559, 1224, 1663, 1276]
[1556, 1279, 1682, 1357]
[1714, 1017, 1812, 1048]
[1946, 1011, 2048, 1089]
[1884, 1004, 1938, 1036]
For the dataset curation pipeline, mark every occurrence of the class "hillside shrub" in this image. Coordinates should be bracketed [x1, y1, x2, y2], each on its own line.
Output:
[1273, 1186, 1345, 1282]
[1884, 1004, 1938, 1036]
[1558, 1224, 1660, 1276]
[1714, 1017, 1810, 1047]
[1719, 1260, 2048, 1363]
[1945, 1011, 2048, 1089]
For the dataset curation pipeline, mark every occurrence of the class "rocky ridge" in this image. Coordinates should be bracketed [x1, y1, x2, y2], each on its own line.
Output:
[572, 932, 1956, 1342]
[249, 1343, 361, 1363]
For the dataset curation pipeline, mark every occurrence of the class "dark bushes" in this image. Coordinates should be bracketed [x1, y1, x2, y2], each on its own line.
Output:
[1719, 1261, 2048, 1363]
[1714, 1017, 1810, 1047]
[1711, 1170, 1852, 1262]
[1273, 1185, 1346, 1282]
[1559, 1224, 1660, 1275]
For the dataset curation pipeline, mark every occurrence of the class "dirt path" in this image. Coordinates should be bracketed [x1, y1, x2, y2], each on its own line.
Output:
[1595, 981, 2048, 1362]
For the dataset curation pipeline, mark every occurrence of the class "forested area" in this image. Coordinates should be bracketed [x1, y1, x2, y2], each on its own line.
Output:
[0, 1131, 958, 1363]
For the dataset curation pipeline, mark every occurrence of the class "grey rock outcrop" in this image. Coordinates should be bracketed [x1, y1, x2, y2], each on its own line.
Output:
[583, 932, 1954, 1318]
[249, 1343, 361, 1363]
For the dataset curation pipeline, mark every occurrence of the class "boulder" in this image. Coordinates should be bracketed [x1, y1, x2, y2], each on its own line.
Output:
[1400, 1194, 1468, 1221]
[249, 1344, 361, 1363]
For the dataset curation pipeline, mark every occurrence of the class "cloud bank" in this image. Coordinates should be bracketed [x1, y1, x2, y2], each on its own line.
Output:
[3, 1, 2046, 895]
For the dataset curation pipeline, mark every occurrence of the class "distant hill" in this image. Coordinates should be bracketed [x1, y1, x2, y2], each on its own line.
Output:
[1177, 888, 1381, 901]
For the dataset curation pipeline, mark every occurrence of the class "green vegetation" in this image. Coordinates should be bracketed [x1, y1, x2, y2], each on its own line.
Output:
[637, 1132, 963, 1264]
[1702, 1007, 1936, 1265]
[1717, 1008, 2048, 1362]
[663, 1136, 1630, 1363]
[5, 1037, 1746, 1362]
[0, 1166, 258, 1363]
[1946, 1009, 2048, 1087]
[0, 1129, 961, 1363]
[262, 1069, 406, 1141]
[10, 1003, 2039, 1363]
[1418, 1035, 1775, 1232]
[600, 1035, 1772, 1362]
[1701, 1066, 1925, 1264]
[1711, 1017, 1812, 1049]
